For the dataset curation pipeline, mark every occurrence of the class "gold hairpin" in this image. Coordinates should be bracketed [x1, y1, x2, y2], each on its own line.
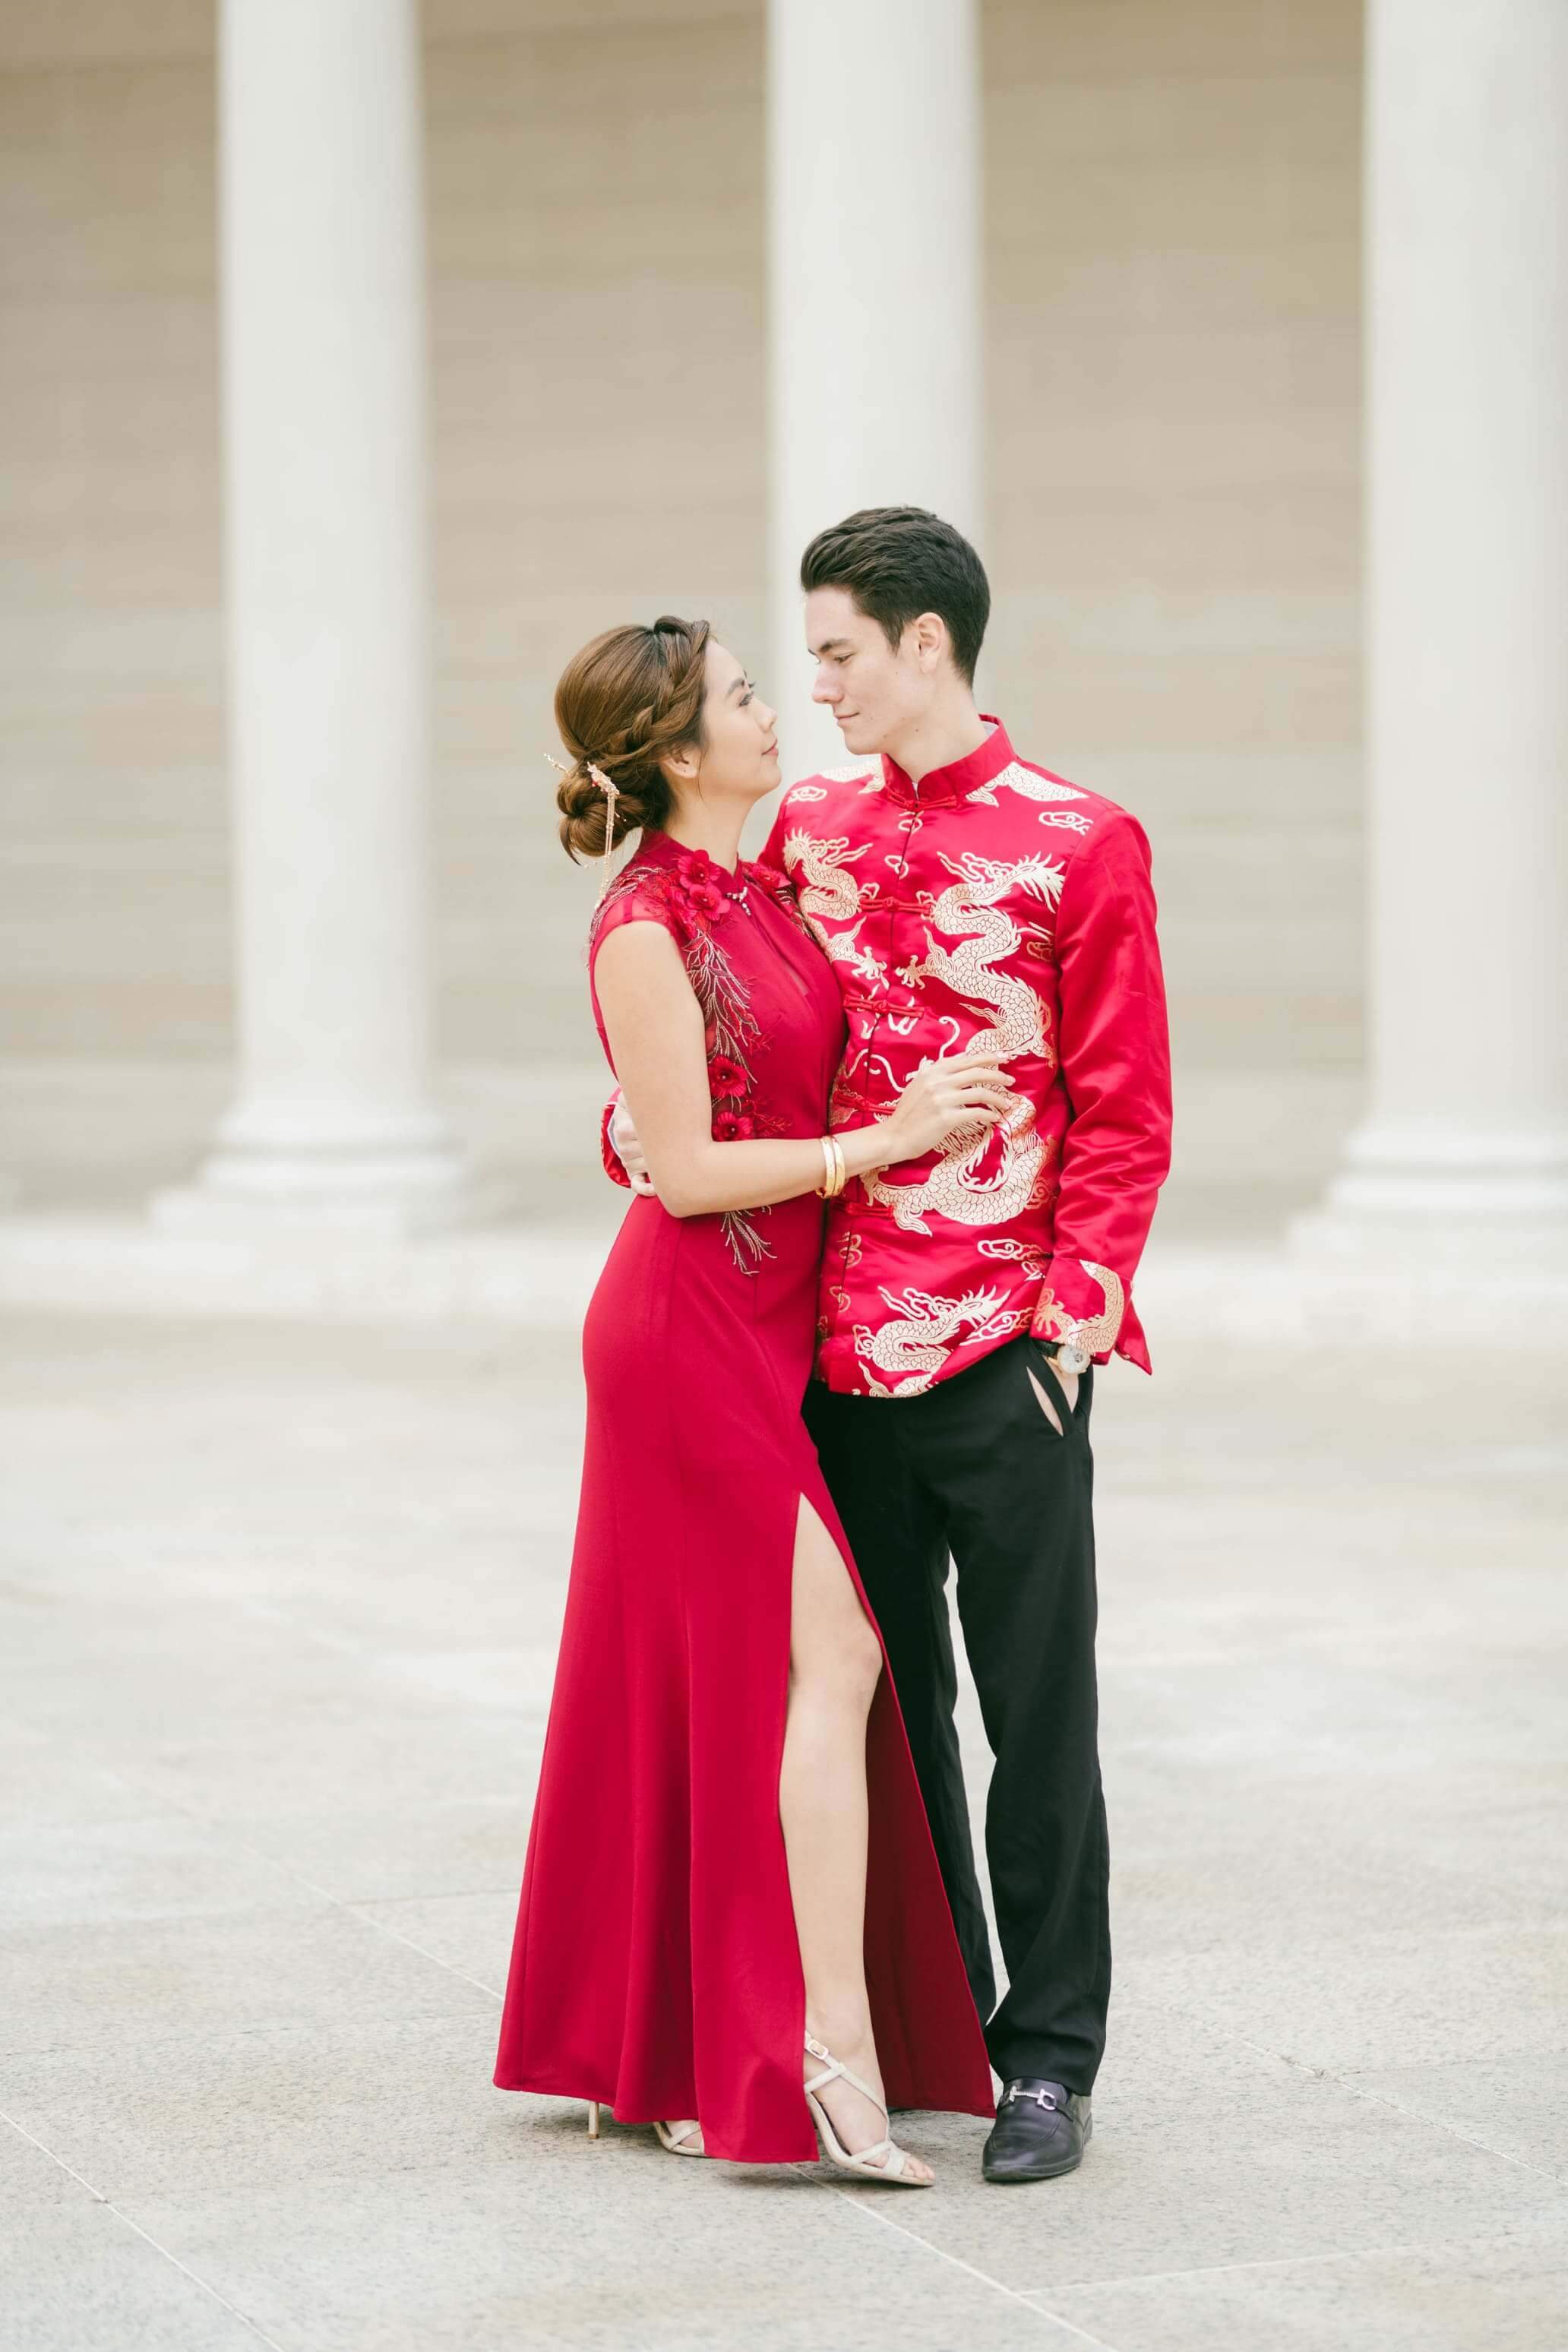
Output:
[545, 752, 620, 903]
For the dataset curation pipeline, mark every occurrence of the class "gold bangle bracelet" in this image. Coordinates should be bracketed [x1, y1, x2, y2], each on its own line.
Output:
[814, 1135, 836, 1198]
[828, 1134, 847, 1197]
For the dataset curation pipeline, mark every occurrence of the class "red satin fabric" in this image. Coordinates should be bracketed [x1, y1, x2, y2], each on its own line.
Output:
[493, 829, 994, 2161]
[756, 719, 1173, 1395]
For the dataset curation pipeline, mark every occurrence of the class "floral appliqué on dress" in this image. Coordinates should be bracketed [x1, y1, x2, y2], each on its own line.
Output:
[592, 846, 783, 1274]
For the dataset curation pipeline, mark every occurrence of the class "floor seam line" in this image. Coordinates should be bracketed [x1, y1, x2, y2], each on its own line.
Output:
[64, 1769, 511, 2006]
[2, 2010, 501, 2066]
[1229, 2031, 1568, 2188]
[790, 2163, 1124, 2349]
[2, 2108, 288, 2350]
[319, 1910, 504, 2003]
[4, 2104, 109, 2203]
[1326, 2072, 1568, 2187]
[1011, 2219, 1563, 2295]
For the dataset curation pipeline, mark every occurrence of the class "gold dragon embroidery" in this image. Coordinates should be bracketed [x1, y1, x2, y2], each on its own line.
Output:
[1035, 1261, 1125, 1355]
[967, 760, 1085, 809]
[817, 760, 883, 786]
[784, 830, 884, 991]
[860, 850, 1065, 1234]
[854, 1284, 1026, 1397]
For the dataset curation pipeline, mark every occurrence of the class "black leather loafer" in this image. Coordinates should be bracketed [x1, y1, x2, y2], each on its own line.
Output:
[982, 2079, 1092, 2183]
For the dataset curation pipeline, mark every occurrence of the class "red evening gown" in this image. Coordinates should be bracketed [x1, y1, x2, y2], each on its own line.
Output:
[492, 828, 994, 2161]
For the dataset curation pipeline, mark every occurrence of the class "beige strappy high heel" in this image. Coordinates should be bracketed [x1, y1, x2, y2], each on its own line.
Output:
[802, 2034, 932, 2187]
[586, 2103, 705, 2157]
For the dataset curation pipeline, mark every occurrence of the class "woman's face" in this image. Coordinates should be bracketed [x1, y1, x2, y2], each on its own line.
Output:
[666, 640, 779, 812]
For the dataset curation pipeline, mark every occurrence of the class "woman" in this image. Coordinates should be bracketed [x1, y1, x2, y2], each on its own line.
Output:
[492, 617, 1010, 2179]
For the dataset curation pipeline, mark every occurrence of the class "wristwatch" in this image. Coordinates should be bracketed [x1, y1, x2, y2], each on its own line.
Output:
[1037, 1336, 1091, 1377]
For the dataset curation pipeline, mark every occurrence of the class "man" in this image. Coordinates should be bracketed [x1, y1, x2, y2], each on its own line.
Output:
[603, 507, 1171, 2183]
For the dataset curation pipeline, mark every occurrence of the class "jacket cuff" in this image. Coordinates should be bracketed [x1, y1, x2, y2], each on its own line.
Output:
[1030, 1257, 1148, 1370]
[599, 1091, 632, 1190]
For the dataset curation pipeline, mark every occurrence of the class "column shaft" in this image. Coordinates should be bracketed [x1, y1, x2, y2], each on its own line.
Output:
[1309, 0, 1568, 1254]
[766, 0, 982, 776]
[161, 0, 469, 1231]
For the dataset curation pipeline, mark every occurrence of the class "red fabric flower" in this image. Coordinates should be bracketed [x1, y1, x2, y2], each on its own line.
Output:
[707, 1054, 749, 1099]
[675, 849, 729, 921]
[713, 1108, 755, 1141]
[743, 856, 812, 939]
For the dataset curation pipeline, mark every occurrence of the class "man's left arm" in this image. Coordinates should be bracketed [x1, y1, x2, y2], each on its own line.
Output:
[1030, 811, 1173, 1374]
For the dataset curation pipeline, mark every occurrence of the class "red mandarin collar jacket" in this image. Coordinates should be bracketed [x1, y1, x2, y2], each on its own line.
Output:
[602, 719, 1172, 1399]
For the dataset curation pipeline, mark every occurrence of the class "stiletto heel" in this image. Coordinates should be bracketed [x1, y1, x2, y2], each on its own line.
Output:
[587, 2100, 703, 2157]
[803, 2034, 931, 2187]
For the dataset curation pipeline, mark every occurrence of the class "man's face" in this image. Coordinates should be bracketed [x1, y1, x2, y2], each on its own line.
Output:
[805, 586, 930, 758]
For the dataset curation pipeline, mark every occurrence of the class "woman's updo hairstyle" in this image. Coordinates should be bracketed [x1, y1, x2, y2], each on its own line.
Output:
[552, 615, 712, 865]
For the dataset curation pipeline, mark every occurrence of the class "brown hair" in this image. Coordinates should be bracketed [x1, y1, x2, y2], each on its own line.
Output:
[799, 507, 990, 684]
[552, 615, 712, 865]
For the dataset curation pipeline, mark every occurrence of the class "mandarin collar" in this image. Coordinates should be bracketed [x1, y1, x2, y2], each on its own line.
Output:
[880, 716, 1014, 809]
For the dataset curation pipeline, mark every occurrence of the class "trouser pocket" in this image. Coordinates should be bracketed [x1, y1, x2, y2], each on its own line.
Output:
[1022, 1336, 1079, 1438]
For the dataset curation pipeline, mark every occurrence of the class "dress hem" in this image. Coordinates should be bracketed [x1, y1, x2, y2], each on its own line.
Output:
[490, 2069, 994, 2164]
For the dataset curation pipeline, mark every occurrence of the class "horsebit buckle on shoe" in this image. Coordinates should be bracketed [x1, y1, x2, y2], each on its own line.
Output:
[1003, 2082, 1058, 2111]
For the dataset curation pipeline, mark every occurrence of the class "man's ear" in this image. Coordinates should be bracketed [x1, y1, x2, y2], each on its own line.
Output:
[909, 611, 950, 675]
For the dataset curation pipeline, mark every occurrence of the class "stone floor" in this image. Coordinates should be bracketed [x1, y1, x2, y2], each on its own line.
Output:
[2, 1311, 1566, 2351]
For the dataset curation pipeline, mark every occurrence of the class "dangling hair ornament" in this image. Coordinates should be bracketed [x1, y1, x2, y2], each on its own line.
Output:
[545, 752, 620, 904]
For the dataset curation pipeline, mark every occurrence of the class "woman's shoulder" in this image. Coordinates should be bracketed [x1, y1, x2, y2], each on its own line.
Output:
[590, 840, 754, 950]
[586, 850, 691, 953]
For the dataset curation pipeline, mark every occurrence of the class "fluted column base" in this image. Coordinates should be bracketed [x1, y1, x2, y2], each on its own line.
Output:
[153, 1099, 498, 1238]
[1292, 1116, 1568, 1273]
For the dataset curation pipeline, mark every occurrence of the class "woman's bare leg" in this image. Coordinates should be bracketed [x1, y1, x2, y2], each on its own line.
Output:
[779, 1493, 933, 2183]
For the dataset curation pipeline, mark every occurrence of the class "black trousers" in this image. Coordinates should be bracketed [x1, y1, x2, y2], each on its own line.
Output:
[803, 1335, 1109, 2093]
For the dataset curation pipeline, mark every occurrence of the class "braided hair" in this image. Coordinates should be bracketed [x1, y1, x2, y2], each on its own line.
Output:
[552, 616, 711, 864]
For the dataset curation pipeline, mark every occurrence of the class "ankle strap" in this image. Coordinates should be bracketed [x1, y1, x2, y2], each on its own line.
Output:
[804, 2034, 887, 2118]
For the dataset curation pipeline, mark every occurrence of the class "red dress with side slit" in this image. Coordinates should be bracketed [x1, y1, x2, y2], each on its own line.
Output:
[492, 827, 994, 2161]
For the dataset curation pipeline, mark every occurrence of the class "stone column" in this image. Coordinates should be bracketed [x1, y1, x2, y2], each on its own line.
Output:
[766, 0, 982, 778]
[158, 0, 472, 1235]
[1302, 0, 1568, 1262]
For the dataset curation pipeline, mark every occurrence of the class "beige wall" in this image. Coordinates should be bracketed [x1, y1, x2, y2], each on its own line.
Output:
[0, 0, 1363, 1217]
[988, 1, 1362, 1067]
[0, 5, 223, 1060]
[422, 0, 767, 1068]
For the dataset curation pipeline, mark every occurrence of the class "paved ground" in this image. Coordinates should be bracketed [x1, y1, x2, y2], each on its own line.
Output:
[2, 1311, 1566, 2351]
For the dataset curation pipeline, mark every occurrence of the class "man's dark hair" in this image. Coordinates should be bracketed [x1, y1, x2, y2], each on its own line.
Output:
[799, 507, 991, 685]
